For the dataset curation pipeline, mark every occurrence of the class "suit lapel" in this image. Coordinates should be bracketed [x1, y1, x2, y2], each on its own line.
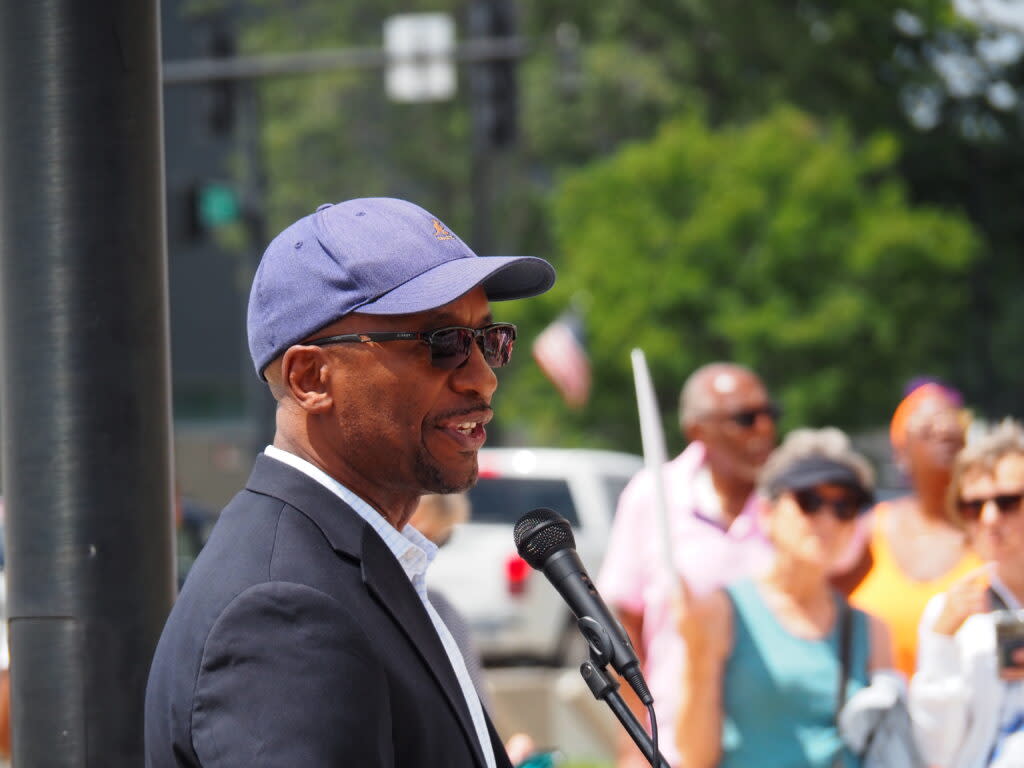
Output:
[360, 529, 489, 768]
[246, 454, 492, 768]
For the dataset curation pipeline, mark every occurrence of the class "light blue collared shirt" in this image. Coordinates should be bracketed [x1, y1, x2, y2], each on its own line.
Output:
[263, 446, 496, 768]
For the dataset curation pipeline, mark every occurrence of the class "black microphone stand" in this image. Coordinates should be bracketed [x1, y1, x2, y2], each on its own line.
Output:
[575, 618, 671, 768]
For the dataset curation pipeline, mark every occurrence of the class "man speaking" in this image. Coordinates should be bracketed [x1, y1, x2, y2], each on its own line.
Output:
[145, 198, 555, 767]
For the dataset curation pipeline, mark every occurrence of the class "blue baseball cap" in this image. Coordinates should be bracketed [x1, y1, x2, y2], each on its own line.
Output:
[247, 197, 556, 378]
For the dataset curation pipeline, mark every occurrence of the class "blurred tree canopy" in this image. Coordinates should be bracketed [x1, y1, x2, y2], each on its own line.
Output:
[521, 0, 1024, 422]
[197, 0, 1023, 447]
[499, 108, 978, 453]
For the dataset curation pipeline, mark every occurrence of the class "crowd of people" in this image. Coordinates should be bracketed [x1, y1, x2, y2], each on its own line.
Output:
[599, 364, 1024, 768]
[135, 191, 1021, 768]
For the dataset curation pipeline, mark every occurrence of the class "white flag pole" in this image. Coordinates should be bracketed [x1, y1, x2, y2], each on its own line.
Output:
[630, 349, 677, 593]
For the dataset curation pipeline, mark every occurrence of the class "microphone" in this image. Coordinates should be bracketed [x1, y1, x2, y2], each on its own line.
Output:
[513, 507, 653, 705]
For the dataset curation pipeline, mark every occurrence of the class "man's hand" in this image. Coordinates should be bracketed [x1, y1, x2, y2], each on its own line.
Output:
[505, 732, 536, 765]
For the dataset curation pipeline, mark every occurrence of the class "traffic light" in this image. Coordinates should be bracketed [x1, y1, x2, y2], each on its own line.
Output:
[180, 15, 240, 241]
[183, 180, 240, 239]
[204, 18, 235, 136]
[468, 0, 518, 149]
[191, 180, 241, 231]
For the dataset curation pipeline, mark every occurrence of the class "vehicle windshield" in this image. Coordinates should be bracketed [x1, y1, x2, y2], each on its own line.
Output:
[467, 477, 579, 527]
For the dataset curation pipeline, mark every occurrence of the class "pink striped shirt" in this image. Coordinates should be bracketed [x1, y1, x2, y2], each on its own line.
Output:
[597, 441, 773, 767]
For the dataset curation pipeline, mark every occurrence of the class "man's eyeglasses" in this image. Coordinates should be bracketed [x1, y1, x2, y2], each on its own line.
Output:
[307, 322, 517, 371]
[958, 492, 1024, 522]
[723, 404, 781, 429]
[791, 487, 866, 522]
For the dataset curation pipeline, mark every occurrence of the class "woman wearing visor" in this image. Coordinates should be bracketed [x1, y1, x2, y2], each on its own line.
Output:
[676, 428, 893, 768]
[911, 420, 1024, 768]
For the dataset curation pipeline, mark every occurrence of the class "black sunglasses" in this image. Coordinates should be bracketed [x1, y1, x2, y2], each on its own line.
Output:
[307, 322, 517, 371]
[791, 487, 866, 522]
[726, 404, 781, 429]
[958, 492, 1024, 522]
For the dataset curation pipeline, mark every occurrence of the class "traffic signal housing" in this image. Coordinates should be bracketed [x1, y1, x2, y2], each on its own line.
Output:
[468, 0, 518, 149]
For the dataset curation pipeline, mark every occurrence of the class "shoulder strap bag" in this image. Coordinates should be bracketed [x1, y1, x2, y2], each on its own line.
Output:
[832, 601, 852, 768]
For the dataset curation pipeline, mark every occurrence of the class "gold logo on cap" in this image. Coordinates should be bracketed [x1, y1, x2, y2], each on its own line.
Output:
[432, 219, 454, 241]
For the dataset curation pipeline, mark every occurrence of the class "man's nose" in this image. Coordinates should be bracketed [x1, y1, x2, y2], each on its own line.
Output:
[754, 411, 777, 435]
[450, 341, 498, 398]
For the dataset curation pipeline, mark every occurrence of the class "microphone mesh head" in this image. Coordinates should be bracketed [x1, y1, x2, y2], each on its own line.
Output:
[513, 507, 575, 569]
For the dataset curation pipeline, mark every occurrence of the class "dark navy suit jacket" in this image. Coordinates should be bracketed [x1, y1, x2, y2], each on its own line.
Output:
[145, 454, 512, 767]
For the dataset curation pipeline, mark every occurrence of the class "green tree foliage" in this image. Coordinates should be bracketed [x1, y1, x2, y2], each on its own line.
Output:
[525, 3, 1021, 422]
[499, 108, 978, 454]
[520, 0, 1024, 421]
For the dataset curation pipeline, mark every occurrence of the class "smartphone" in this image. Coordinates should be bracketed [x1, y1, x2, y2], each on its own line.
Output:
[994, 610, 1024, 672]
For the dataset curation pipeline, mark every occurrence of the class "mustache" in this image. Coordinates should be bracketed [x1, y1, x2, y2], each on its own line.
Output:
[435, 403, 492, 421]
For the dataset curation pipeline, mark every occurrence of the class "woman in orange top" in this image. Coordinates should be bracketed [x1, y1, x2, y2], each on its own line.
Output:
[843, 382, 981, 679]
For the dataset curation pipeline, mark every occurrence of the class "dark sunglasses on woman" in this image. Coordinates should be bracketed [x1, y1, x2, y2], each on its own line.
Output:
[791, 487, 868, 522]
[958, 492, 1024, 522]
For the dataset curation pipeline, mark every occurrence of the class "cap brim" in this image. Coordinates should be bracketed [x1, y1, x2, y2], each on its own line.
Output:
[356, 255, 555, 315]
[777, 465, 875, 506]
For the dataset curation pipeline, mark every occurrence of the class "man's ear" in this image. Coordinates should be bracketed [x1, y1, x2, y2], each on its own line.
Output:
[280, 345, 334, 413]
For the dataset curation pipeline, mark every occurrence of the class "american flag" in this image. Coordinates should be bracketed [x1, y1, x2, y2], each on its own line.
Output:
[532, 309, 591, 409]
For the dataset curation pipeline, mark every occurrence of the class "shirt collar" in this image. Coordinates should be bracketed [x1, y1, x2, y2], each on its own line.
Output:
[691, 464, 725, 527]
[686, 445, 764, 538]
[263, 445, 437, 581]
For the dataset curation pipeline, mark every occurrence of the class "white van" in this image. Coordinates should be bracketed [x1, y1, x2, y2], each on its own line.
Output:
[426, 447, 643, 666]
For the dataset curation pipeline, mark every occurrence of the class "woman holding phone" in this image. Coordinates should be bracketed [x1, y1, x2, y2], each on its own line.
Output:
[911, 419, 1024, 768]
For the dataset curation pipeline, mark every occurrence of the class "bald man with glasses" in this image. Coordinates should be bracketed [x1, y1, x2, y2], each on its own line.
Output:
[597, 362, 779, 768]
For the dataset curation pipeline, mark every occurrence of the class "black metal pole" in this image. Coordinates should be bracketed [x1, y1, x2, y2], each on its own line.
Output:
[579, 662, 671, 768]
[468, 0, 500, 255]
[239, 81, 277, 458]
[469, 137, 495, 255]
[0, 1, 175, 764]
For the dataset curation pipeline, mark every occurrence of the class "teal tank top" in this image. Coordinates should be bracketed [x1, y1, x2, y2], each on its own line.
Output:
[718, 579, 870, 768]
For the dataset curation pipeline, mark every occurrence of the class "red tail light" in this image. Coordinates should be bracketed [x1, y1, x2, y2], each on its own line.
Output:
[505, 553, 530, 596]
